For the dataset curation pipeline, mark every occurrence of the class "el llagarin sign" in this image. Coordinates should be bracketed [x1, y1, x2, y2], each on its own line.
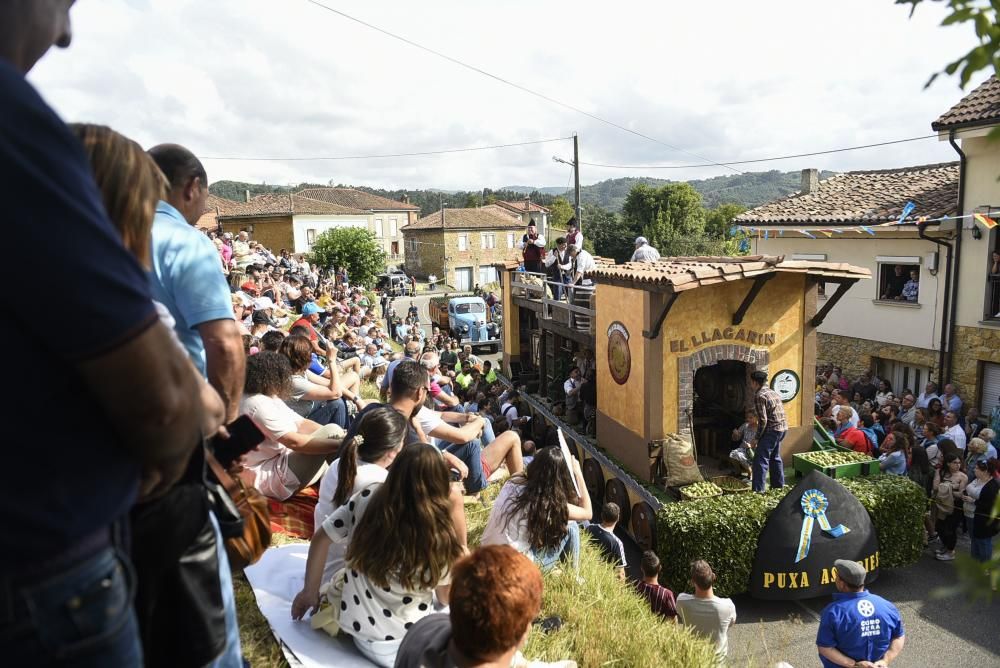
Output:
[750, 470, 880, 600]
[670, 327, 776, 353]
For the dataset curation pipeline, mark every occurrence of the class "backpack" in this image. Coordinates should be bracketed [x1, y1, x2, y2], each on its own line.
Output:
[858, 426, 880, 456]
[934, 480, 955, 521]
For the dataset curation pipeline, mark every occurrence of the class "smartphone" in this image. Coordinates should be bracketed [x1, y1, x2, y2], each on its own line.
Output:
[211, 415, 266, 468]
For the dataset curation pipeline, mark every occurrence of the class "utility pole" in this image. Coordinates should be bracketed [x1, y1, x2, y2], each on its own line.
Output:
[573, 133, 581, 232]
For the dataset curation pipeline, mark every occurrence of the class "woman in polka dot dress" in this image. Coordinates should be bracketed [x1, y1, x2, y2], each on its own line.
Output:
[292, 443, 465, 666]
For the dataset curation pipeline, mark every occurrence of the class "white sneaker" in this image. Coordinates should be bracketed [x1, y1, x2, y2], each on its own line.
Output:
[936, 552, 956, 561]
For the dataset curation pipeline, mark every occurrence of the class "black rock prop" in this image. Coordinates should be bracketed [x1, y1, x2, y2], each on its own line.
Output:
[750, 470, 879, 600]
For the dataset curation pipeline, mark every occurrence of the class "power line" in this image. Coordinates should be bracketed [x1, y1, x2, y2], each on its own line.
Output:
[199, 136, 572, 162]
[579, 135, 939, 169]
[301, 0, 742, 174]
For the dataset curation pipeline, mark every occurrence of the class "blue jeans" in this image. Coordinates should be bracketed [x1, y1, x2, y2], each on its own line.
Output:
[0, 547, 142, 667]
[752, 430, 786, 492]
[308, 399, 348, 430]
[207, 513, 242, 668]
[971, 536, 994, 562]
[530, 521, 581, 573]
[444, 439, 487, 493]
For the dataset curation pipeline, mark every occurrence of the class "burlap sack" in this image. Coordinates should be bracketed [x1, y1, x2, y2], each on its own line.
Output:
[663, 433, 703, 487]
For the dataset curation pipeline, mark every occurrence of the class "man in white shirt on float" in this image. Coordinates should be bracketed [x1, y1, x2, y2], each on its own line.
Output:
[630, 236, 661, 262]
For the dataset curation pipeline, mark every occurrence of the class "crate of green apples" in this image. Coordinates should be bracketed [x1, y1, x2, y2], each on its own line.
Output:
[792, 448, 878, 480]
[680, 481, 724, 501]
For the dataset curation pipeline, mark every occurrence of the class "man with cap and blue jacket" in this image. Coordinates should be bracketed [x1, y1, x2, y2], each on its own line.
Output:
[817, 559, 905, 668]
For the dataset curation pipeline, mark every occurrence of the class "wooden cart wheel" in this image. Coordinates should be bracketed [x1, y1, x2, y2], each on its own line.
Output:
[604, 478, 631, 527]
[582, 459, 604, 511]
[630, 502, 657, 552]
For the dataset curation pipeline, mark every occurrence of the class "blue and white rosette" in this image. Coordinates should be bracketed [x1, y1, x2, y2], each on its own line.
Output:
[795, 489, 850, 563]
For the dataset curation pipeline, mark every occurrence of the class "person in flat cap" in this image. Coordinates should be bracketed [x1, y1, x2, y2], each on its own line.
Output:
[816, 559, 905, 668]
[630, 236, 661, 262]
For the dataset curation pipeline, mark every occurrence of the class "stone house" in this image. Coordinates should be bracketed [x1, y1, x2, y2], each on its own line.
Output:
[402, 207, 524, 290]
[490, 199, 550, 228]
[217, 187, 418, 262]
[741, 75, 1000, 414]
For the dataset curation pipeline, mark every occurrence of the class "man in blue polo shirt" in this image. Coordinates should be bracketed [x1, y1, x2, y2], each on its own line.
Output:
[0, 3, 206, 665]
[817, 559, 905, 668]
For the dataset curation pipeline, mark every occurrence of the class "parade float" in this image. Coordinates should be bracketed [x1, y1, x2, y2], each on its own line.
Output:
[497, 255, 928, 598]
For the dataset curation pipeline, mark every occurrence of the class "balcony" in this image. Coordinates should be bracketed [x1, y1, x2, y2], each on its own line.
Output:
[986, 275, 1000, 322]
[510, 271, 596, 336]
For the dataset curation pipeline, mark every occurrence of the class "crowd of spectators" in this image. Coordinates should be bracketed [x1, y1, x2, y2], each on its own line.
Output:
[814, 366, 1000, 565]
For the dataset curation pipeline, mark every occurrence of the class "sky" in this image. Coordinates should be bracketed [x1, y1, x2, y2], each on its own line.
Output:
[28, 0, 985, 192]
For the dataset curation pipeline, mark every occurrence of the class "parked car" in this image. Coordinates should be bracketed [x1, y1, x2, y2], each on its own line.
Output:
[376, 272, 410, 296]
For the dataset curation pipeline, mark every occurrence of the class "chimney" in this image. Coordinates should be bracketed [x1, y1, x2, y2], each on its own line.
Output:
[801, 169, 819, 194]
[244, 189, 251, 203]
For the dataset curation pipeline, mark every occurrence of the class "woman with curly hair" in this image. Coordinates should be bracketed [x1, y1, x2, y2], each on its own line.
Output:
[292, 443, 465, 667]
[480, 446, 592, 573]
[240, 351, 342, 500]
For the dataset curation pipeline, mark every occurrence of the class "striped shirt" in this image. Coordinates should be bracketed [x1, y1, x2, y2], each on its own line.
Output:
[754, 386, 788, 441]
[635, 581, 677, 620]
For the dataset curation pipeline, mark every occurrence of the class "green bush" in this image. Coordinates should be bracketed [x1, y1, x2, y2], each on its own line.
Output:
[656, 475, 927, 597]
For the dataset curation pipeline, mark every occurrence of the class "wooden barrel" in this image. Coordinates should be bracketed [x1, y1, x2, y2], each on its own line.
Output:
[604, 478, 631, 527]
[582, 459, 604, 513]
[630, 502, 657, 552]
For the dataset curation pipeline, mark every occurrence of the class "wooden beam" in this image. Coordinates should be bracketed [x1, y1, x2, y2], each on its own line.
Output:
[810, 279, 857, 327]
[732, 274, 775, 326]
[643, 292, 680, 339]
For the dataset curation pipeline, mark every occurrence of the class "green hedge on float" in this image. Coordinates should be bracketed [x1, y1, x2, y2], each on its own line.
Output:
[655, 475, 928, 597]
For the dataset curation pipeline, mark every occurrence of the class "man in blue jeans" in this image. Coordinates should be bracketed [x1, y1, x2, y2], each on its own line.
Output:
[750, 370, 788, 493]
[0, 2, 207, 665]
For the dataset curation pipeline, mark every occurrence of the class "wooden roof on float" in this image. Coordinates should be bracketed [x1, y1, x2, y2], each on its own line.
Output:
[588, 255, 870, 292]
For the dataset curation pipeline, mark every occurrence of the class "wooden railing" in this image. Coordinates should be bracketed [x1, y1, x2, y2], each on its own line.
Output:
[510, 271, 596, 332]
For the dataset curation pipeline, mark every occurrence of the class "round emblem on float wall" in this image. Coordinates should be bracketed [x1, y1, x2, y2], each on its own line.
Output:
[607, 321, 631, 385]
[770, 369, 800, 403]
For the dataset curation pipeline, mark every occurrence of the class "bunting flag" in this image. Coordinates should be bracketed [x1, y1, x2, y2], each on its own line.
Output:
[975, 213, 998, 229]
[860, 226, 875, 236]
[818, 230, 833, 238]
[897, 201, 916, 225]
[798, 229, 816, 239]
[763, 229, 769, 240]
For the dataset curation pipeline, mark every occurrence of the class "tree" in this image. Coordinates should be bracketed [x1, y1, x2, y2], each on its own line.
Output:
[622, 183, 707, 256]
[308, 227, 385, 287]
[705, 203, 747, 240]
[548, 197, 575, 230]
[898, 0, 1000, 89]
[584, 203, 636, 262]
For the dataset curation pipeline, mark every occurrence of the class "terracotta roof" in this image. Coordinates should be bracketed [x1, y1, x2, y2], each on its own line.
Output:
[403, 208, 526, 231]
[216, 193, 367, 218]
[933, 75, 1000, 131]
[493, 200, 550, 214]
[734, 162, 959, 226]
[480, 204, 523, 219]
[590, 255, 870, 292]
[296, 187, 419, 211]
[195, 194, 230, 231]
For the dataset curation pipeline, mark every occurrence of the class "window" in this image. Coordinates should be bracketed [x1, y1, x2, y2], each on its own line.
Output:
[389, 217, 398, 237]
[876, 257, 920, 303]
[875, 358, 931, 399]
[479, 265, 498, 285]
[374, 218, 384, 238]
[481, 233, 496, 249]
[455, 302, 486, 314]
[507, 232, 516, 249]
[457, 234, 469, 251]
[407, 238, 418, 253]
[980, 363, 1000, 414]
[391, 241, 399, 257]
[306, 229, 317, 247]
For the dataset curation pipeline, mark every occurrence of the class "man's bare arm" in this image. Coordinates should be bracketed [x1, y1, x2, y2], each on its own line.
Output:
[199, 318, 246, 423]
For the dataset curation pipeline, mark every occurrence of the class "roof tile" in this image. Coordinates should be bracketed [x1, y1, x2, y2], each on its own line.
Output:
[296, 187, 419, 211]
[734, 162, 959, 225]
[216, 193, 367, 218]
[403, 208, 526, 231]
[932, 75, 1000, 131]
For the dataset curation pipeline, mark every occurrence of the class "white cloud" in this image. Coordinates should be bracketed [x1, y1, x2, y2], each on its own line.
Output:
[26, 0, 979, 191]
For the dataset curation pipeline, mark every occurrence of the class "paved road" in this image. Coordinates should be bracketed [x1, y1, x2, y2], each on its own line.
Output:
[618, 527, 999, 667]
[388, 293, 501, 364]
